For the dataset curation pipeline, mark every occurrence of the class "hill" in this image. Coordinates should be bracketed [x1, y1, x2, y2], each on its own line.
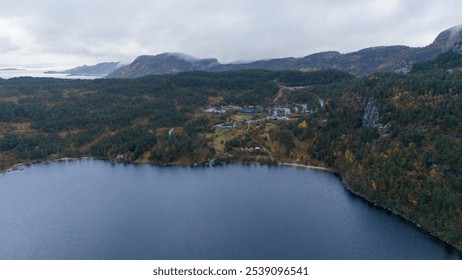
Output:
[46, 62, 120, 77]
[107, 25, 462, 78]
[107, 53, 219, 78]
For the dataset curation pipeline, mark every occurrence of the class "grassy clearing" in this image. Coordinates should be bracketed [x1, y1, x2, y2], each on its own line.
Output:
[0, 96, 20, 103]
[0, 122, 36, 134]
[207, 96, 224, 105]
[209, 126, 247, 153]
[135, 151, 152, 164]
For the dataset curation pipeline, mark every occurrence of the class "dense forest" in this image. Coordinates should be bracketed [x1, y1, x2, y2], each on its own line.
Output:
[0, 52, 461, 250]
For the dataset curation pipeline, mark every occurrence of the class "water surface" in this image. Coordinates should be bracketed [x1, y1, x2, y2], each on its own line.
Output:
[0, 160, 459, 259]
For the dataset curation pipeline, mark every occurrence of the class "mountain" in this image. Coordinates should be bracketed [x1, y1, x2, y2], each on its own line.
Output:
[218, 46, 426, 75]
[431, 24, 462, 53]
[107, 24, 462, 78]
[46, 62, 120, 77]
[106, 53, 219, 78]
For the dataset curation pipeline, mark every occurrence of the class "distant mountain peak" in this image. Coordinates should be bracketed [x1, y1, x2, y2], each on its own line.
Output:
[107, 52, 220, 78]
[165, 52, 201, 62]
[431, 24, 462, 53]
[448, 24, 462, 37]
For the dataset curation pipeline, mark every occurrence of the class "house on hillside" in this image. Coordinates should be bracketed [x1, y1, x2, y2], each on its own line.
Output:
[240, 107, 263, 114]
[204, 107, 226, 114]
[204, 104, 242, 114]
[213, 122, 236, 129]
[224, 105, 242, 110]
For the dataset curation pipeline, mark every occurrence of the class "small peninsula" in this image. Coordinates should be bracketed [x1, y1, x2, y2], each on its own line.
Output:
[0, 68, 25, 71]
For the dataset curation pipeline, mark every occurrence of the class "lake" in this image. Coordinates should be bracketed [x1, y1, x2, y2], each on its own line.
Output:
[0, 159, 460, 260]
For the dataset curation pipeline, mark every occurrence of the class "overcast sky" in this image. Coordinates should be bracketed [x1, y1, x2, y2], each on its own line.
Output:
[0, 0, 461, 68]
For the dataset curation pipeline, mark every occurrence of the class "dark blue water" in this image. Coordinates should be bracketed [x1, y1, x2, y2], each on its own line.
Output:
[0, 159, 460, 260]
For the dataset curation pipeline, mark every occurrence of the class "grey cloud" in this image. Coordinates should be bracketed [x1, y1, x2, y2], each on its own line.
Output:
[0, 36, 17, 52]
[0, 0, 461, 67]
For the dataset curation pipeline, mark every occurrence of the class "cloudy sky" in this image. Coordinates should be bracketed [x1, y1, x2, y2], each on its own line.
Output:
[0, 0, 461, 68]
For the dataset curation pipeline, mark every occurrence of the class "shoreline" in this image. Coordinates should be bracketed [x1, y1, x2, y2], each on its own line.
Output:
[277, 162, 334, 172]
[1, 157, 334, 175]
[337, 176, 462, 253]
[279, 162, 461, 252]
[1, 157, 95, 175]
[1, 156, 461, 253]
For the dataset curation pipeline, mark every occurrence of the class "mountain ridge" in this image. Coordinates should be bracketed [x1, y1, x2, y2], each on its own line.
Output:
[107, 53, 219, 78]
[45, 62, 121, 77]
[105, 24, 462, 78]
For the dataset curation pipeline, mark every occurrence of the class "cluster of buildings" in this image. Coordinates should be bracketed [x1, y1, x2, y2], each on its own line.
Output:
[205, 103, 312, 129]
[213, 122, 236, 129]
[267, 104, 310, 120]
[204, 105, 242, 114]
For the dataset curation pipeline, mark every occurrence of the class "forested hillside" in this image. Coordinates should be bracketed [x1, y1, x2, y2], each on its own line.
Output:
[0, 53, 461, 250]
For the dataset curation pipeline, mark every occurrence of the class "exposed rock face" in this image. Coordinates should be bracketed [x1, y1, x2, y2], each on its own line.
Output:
[362, 98, 379, 127]
[430, 24, 462, 53]
[362, 98, 393, 137]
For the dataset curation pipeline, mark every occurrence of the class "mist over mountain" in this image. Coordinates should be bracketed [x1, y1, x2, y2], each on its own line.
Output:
[106, 53, 220, 78]
[105, 24, 462, 78]
[46, 62, 120, 77]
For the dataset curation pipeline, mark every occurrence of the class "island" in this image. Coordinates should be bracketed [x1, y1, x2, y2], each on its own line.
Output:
[0, 68, 25, 71]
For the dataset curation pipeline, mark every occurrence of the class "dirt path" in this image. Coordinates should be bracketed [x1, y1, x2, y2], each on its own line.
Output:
[273, 86, 285, 103]
[274, 85, 310, 103]
[274, 84, 325, 109]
